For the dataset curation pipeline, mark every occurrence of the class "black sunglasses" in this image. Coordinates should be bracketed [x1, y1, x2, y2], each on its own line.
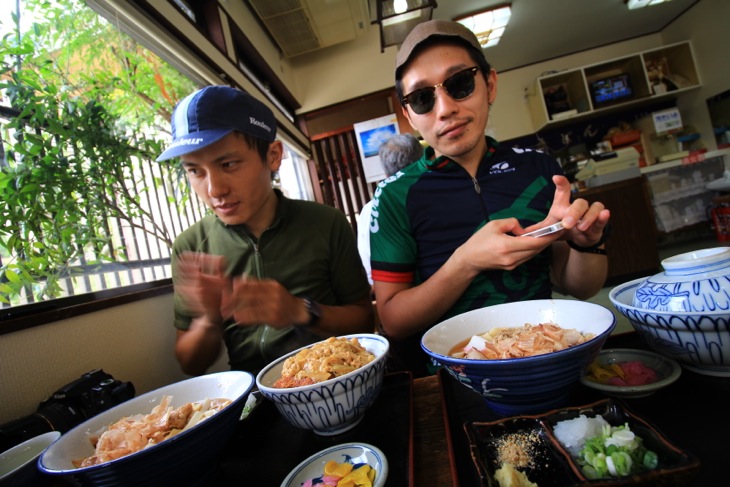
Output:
[401, 66, 481, 115]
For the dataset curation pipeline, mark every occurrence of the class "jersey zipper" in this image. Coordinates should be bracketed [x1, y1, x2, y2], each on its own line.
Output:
[460, 167, 488, 219]
[248, 240, 271, 359]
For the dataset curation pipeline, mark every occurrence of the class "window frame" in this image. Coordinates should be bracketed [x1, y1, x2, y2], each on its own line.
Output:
[1, 0, 314, 332]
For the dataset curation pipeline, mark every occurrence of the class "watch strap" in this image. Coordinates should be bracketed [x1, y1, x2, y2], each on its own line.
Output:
[300, 297, 322, 327]
[567, 223, 612, 254]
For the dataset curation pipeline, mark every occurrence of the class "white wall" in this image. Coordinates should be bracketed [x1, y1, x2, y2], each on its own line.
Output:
[290, 26, 397, 114]
[290, 0, 729, 144]
[0, 293, 225, 425]
[292, 31, 665, 140]
[661, 0, 730, 151]
[491, 35, 663, 141]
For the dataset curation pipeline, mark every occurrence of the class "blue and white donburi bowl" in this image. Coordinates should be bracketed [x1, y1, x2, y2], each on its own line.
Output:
[256, 334, 389, 436]
[632, 247, 730, 313]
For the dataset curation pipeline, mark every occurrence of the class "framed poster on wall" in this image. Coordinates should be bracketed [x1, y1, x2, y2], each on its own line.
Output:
[354, 114, 399, 183]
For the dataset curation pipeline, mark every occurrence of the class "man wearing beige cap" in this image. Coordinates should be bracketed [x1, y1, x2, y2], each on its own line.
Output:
[370, 20, 611, 376]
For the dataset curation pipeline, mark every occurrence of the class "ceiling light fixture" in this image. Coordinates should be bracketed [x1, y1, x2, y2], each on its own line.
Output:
[454, 3, 512, 49]
[626, 0, 672, 9]
[375, 0, 436, 53]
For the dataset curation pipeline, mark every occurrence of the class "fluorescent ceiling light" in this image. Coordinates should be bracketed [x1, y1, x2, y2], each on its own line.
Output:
[376, 0, 436, 52]
[455, 4, 512, 48]
[627, 0, 672, 9]
[382, 10, 422, 27]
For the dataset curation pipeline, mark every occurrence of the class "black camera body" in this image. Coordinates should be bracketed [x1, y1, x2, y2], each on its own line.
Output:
[0, 369, 134, 452]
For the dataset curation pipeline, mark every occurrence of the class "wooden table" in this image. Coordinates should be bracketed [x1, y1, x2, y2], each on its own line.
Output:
[413, 375, 453, 487]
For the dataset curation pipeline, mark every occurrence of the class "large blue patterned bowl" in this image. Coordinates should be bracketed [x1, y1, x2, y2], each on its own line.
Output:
[421, 300, 616, 416]
[256, 334, 389, 436]
[631, 247, 730, 312]
[611, 277, 730, 377]
[38, 371, 255, 487]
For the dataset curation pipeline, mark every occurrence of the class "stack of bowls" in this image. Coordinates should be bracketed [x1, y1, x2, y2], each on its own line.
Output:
[610, 247, 730, 377]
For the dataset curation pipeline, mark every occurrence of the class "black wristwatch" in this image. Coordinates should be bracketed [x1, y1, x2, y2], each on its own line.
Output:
[567, 223, 612, 254]
[300, 297, 322, 328]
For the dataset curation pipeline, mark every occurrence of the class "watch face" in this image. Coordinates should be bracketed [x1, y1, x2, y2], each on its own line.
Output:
[304, 298, 321, 326]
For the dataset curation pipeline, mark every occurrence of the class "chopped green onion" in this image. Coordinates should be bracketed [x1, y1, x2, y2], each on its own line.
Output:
[576, 423, 658, 478]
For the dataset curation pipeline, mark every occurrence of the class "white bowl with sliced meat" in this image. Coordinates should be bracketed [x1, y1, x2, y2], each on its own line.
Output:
[38, 371, 254, 487]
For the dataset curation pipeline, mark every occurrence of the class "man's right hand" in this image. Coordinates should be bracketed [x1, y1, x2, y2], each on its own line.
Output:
[455, 217, 560, 277]
[176, 252, 230, 322]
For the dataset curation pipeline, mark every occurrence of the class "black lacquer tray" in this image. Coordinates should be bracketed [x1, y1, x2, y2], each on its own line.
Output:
[212, 371, 414, 486]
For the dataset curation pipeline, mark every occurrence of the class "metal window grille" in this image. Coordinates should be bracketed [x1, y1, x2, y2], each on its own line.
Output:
[310, 129, 374, 234]
[0, 112, 208, 309]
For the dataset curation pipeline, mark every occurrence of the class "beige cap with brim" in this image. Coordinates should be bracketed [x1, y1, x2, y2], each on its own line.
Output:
[395, 20, 483, 75]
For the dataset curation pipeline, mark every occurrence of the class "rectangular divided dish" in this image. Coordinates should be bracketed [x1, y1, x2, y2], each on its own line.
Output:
[465, 398, 700, 487]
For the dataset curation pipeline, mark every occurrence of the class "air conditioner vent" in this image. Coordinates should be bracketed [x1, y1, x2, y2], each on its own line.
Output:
[249, 0, 368, 58]
[249, 0, 321, 57]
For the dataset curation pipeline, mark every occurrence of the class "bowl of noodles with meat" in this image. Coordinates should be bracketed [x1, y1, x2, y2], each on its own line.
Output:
[256, 333, 389, 436]
[38, 371, 254, 487]
[422, 299, 616, 416]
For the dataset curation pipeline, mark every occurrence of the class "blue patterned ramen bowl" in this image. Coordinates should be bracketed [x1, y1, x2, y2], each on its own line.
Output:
[421, 300, 615, 417]
[632, 247, 730, 312]
[256, 334, 388, 436]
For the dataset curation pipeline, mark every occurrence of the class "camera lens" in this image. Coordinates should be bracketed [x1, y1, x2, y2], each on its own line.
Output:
[35, 401, 87, 433]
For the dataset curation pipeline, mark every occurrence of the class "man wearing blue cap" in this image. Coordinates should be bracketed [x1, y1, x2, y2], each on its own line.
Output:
[158, 86, 373, 376]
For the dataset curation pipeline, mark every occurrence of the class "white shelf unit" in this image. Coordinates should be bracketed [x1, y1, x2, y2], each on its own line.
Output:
[527, 41, 700, 131]
[643, 154, 726, 233]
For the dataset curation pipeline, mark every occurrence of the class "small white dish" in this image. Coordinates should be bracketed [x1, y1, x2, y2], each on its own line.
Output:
[281, 443, 387, 487]
[581, 348, 682, 398]
[0, 431, 60, 486]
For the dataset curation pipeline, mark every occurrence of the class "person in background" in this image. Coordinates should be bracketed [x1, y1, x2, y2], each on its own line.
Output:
[157, 85, 373, 376]
[370, 20, 611, 377]
[357, 133, 423, 287]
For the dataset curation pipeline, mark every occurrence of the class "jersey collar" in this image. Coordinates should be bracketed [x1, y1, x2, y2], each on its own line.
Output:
[424, 136, 500, 171]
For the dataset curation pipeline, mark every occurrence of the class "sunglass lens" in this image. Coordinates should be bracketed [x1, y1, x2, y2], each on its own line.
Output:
[408, 89, 436, 115]
[444, 70, 476, 100]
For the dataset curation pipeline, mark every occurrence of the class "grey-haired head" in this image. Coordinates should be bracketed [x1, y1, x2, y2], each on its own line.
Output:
[379, 133, 423, 176]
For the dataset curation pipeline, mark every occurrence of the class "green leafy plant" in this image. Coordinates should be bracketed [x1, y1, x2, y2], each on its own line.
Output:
[0, 0, 199, 304]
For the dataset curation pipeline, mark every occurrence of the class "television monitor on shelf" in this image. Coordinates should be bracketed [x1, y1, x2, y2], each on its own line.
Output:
[590, 74, 633, 106]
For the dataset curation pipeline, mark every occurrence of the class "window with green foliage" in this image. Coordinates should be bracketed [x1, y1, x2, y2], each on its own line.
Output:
[0, 0, 203, 312]
[1, 1, 314, 320]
